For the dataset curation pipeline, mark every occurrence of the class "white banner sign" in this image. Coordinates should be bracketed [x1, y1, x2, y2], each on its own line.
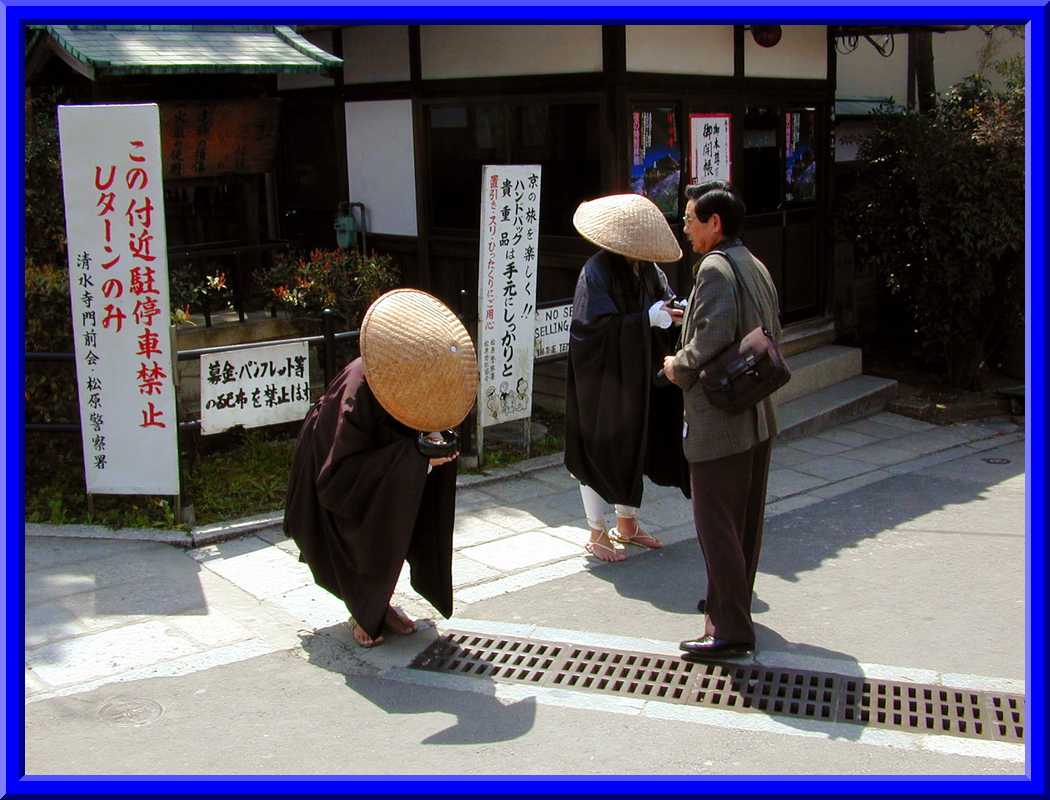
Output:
[477, 164, 542, 427]
[58, 104, 180, 495]
[689, 113, 732, 184]
[534, 303, 572, 360]
[200, 342, 311, 435]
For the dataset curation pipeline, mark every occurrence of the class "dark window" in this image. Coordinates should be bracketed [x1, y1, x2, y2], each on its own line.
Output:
[427, 101, 601, 235]
[738, 105, 780, 214]
[511, 103, 601, 236]
[738, 105, 821, 214]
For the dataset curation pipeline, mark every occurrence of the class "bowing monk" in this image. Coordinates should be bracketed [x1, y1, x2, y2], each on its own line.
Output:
[283, 289, 478, 647]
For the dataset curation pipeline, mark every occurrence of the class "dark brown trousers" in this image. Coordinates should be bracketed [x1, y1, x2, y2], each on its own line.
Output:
[689, 438, 773, 645]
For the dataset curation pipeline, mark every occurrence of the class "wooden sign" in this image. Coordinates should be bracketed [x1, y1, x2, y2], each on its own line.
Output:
[159, 98, 281, 179]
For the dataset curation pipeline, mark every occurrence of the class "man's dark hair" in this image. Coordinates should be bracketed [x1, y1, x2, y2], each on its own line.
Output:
[685, 180, 746, 239]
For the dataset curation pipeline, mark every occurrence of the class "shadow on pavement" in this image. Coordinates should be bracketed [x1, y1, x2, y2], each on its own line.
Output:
[26, 539, 210, 660]
[298, 627, 538, 746]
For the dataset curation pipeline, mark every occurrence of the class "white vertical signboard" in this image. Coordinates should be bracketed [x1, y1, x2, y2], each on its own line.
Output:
[477, 165, 542, 427]
[689, 113, 732, 183]
[58, 104, 180, 495]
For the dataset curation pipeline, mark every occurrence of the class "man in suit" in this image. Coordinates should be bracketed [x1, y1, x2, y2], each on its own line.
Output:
[662, 180, 782, 659]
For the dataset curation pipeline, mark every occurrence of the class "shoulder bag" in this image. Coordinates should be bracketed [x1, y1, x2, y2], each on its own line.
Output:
[697, 249, 791, 413]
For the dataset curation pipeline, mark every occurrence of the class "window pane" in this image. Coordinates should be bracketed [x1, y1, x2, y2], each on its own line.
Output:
[738, 105, 780, 214]
[510, 102, 601, 236]
[428, 104, 506, 229]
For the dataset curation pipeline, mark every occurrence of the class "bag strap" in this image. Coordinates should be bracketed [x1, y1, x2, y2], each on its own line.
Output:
[702, 247, 767, 339]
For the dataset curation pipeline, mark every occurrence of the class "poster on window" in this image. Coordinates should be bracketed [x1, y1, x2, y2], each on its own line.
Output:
[630, 107, 680, 216]
[689, 113, 732, 184]
[785, 110, 817, 203]
[477, 164, 542, 428]
[200, 342, 311, 435]
[58, 104, 180, 495]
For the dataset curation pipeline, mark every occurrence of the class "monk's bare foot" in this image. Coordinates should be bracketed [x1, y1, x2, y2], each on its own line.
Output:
[384, 605, 417, 635]
[350, 619, 384, 648]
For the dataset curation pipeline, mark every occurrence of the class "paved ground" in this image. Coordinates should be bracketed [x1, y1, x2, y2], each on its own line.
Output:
[22, 412, 1027, 777]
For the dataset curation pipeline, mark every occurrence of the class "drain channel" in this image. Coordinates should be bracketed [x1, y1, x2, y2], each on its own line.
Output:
[410, 631, 1024, 744]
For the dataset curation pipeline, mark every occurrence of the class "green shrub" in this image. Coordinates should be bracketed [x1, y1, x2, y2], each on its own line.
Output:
[258, 247, 400, 328]
[25, 90, 67, 268]
[25, 261, 78, 424]
[839, 58, 1024, 389]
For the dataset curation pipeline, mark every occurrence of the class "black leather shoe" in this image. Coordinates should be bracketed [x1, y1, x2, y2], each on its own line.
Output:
[679, 635, 754, 658]
[696, 598, 706, 613]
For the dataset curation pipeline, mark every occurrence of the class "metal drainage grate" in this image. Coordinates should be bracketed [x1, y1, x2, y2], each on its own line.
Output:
[410, 631, 1024, 744]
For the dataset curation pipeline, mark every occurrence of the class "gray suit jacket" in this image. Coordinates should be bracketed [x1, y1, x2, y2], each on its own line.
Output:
[671, 241, 782, 463]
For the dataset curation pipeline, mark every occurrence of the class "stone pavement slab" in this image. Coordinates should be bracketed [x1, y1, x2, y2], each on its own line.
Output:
[459, 531, 583, 572]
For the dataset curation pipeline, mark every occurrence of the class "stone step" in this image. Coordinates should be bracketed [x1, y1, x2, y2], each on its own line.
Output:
[772, 344, 863, 406]
[777, 374, 899, 441]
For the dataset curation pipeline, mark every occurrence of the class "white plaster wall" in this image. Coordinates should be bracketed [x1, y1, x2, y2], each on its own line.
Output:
[625, 25, 734, 76]
[834, 119, 871, 162]
[343, 25, 411, 84]
[836, 26, 1025, 105]
[745, 25, 827, 80]
[345, 100, 417, 236]
[276, 30, 335, 91]
[420, 26, 603, 79]
[933, 26, 1025, 92]
[835, 33, 909, 103]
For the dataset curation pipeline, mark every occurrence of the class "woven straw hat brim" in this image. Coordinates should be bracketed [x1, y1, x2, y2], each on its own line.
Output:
[360, 289, 479, 432]
[572, 193, 682, 263]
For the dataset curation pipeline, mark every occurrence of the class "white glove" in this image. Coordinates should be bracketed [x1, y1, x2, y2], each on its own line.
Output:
[648, 300, 672, 329]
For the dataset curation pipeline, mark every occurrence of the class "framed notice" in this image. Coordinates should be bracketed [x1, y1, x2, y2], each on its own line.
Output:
[630, 106, 681, 216]
[533, 303, 572, 361]
[200, 342, 311, 435]
[689, 113, 732, 184]
[58, 104, 180, 495]
[477, 164, 542, 427]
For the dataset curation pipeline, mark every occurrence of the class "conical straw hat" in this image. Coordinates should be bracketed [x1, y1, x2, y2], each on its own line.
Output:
[360, 289, 479, 432]
[572, 193, 682, 263]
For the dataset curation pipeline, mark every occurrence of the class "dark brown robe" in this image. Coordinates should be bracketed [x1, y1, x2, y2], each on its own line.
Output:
[283, 357, 456, 640]
[564, 250, 691, 507]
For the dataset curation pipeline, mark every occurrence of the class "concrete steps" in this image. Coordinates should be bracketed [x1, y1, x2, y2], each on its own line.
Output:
[777, 373, 899, 441]
[773, 342, 897, 439]
[531, 337, 898, 441]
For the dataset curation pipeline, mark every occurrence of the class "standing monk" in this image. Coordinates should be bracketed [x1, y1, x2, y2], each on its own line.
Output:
[566, 193, 691, 562]
[284, 289, 478, 647]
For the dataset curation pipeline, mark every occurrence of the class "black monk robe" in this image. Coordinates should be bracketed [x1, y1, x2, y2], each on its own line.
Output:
[283, 357, 456, 640]
[564, 250, 691, 507]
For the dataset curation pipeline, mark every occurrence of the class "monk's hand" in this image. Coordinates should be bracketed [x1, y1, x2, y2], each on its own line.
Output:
[662, 356, 679, 385]
[429, 452, 458, 467]
[425, 432, 458, 467]
[668, 306, 685, 325]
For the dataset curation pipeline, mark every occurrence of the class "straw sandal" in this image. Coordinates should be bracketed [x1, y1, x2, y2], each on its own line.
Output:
[610, 526, 663, 550]
[585, 530, 626, 562]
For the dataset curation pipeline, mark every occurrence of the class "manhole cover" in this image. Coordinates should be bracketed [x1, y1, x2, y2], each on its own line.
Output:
[983, 458, 1011, 465]
[97, 697, 164, 727]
